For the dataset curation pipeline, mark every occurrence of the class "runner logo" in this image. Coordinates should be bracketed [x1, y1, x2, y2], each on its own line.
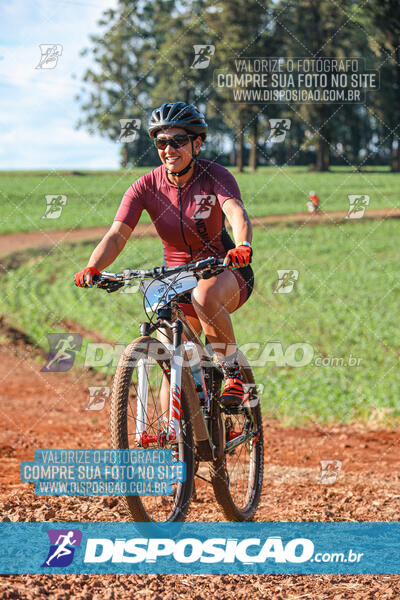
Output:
[193, 195, 216, 219]
[346, 195, 369, 219]
[268, 119, 291, 143]
[42, 195, 67, 219]
[36, 44, 63, 69]
[119, 119, 141, 143]
[191, 45, 215, 69]
[42, 529, 82, 568]
[273, 270, 299, 294]
[85, 386, 110, 411]
[318, 460, 342, 485]
[41, 333, 82, 372]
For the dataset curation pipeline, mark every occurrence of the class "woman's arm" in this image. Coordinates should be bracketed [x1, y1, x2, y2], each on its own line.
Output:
[74, 221, 133, 286]
[87, 221, 133, 271]
[74, 221, 132, 287]
[222, 198, 252, 245]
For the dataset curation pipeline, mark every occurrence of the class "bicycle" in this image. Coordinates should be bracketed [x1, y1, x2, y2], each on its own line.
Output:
[94, 256, 264, 522]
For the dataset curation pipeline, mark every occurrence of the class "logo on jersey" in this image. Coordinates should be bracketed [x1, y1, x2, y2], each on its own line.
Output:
[193, 195, 216, 220]
[42, 529, 82, 568]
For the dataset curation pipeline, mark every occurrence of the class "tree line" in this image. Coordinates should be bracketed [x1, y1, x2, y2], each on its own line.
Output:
[76, 0, 400, 171]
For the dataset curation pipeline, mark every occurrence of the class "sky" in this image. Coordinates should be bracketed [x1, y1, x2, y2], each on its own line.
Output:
[0, 0, 122, 169]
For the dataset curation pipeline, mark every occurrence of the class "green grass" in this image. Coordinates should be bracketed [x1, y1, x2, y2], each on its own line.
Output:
[0, 166, 398, 234]
[2, 219, 400, 425]
[0, 169, 151, 234]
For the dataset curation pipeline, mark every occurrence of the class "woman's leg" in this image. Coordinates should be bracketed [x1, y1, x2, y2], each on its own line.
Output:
[191, 269, 248, 406]
[191, 269, 241, 360]
[158, 268, 245, 415]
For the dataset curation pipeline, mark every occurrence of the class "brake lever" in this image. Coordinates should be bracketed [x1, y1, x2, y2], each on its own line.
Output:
[199, 267, 225, 280]
[93, 277, 125, 293]
[104, 281, 125, 293]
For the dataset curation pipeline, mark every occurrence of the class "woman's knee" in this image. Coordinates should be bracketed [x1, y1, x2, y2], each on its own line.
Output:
[192, 285, 219, 310]
[192, 274, 241, 314]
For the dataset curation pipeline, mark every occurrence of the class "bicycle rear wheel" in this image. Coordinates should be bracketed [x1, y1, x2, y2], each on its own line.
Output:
[209, 353, 264, 521]
[110, 336, 194, 522]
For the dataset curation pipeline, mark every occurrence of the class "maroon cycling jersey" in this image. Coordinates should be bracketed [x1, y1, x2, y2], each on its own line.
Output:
[114, 159, 241, 266]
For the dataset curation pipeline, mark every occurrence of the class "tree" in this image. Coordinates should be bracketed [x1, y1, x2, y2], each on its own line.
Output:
[362, 0, 400, 171]
[204, 0, 275, 171]
[76, 1, 175, 167]
[274, 0, 369, 171]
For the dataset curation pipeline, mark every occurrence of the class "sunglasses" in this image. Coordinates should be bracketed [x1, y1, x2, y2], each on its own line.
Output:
[154, 134, 194, 150]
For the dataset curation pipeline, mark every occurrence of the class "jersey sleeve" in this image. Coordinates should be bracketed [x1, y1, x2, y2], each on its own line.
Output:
[113, 177, 146, 230]
[211, 163, 242, 207]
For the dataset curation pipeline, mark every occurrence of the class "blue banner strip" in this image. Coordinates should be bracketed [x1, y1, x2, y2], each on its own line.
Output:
[1, 522, 400, 574]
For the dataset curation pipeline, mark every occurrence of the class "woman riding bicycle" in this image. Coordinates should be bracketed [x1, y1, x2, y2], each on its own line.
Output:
[74, 101, 254, 408]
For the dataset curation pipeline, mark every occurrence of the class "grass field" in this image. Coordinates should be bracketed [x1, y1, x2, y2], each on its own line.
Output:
[0, 166, 397, 234]
[2, 218, 399, 425]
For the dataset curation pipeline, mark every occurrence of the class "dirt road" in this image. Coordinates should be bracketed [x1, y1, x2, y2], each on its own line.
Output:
[1, 208, 399, 256]
[1, 323, 400, 597]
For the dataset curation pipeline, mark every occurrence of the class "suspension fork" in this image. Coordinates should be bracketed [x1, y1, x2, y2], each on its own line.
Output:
[136, 356, 154, 443]
[168, 319, 183, 442]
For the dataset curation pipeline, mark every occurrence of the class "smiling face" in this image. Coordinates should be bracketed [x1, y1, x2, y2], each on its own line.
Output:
[156, 126, 202, 172]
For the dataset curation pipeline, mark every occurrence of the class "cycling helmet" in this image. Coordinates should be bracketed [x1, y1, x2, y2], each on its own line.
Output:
[148, 102, 207, 140]
[149, 102, 207, 177]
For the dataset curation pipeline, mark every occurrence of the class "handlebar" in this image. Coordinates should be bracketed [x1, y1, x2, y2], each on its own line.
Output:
[93, 256, 227, 292]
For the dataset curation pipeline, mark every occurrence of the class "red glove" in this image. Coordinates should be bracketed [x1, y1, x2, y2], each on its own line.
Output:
[74, 266, 101, 288]
[223, 245, 252, 270]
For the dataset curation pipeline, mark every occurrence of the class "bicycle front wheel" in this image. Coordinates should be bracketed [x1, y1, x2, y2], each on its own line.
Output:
[110, 336, 194, 522]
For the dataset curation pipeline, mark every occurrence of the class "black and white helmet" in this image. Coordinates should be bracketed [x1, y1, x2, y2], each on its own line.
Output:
[148, 102, 207, 140]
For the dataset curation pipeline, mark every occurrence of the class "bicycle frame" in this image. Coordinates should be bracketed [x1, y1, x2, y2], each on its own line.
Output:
[137, 304, 223, 461]
[137, 302, 258, 462]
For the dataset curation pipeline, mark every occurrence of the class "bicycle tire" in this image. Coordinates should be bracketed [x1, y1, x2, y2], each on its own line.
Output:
[110, 336, 194, 522]
[209, 351, 264, 521]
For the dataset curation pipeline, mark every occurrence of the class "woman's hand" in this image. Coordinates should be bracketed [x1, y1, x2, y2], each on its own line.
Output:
[223, 245, 252, 269]
[74, 266, 101, 288]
